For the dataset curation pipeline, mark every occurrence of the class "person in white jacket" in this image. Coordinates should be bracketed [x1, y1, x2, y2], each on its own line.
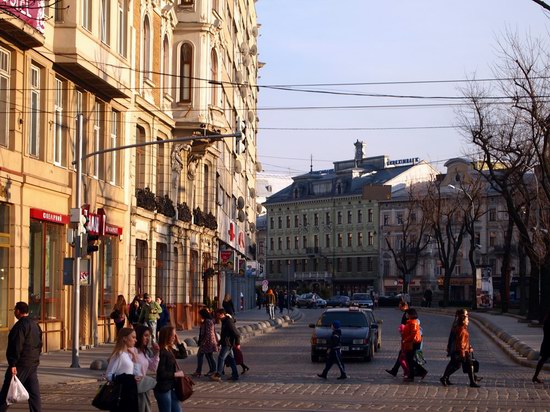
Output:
[133, 325, 159, 412]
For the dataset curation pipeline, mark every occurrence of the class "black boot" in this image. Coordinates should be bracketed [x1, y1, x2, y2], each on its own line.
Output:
[467, 365, 480, 388]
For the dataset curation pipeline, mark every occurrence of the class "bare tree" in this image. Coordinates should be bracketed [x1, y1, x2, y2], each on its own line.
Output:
[382, 184, 433, 294]
[460, 32, 550, 319]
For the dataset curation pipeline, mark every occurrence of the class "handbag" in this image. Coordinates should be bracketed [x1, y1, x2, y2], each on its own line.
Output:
[91, 381, 122, 410]
[171, 351, 195, 402]
[414, 349, 426, 366]
[110, 309, 120, 320]
[462, 354, 480, 373]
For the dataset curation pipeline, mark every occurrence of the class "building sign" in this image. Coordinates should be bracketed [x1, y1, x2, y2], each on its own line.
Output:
[220, 250, 234, 270]
[105, 224, 123, 236]
[2, 0, 46, 34]
[30, 208, 69, 225]
[387, 157, 420, 166]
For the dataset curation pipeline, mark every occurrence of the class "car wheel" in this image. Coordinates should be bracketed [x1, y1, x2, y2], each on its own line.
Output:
[311, 354, 319, 362]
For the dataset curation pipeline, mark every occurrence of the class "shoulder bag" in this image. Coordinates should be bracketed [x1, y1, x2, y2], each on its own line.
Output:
[171, 351, 195, 402]
[92, 381, 122, 410]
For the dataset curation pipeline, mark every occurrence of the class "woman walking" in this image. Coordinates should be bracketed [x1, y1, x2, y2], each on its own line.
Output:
[222, 294, 236, 317]
[192, 308, 218, 377]
[129, 296, 142, 327]
[386, 301, 409, 377]
[440, 309, 480, 387]
[532, 308, 550, 383]
[154, 326, 187, 412]
[156, 297, 171, 340]
[111, 295, 129, 335]
[105, 327, 139, 412]
[401, 308, 427, 381]
[134, 325, 159, 412]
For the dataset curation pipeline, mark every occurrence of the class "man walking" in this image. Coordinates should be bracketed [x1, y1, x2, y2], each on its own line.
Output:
[138, 293, 162, 342]
[210, 309, 240, 382]
[0, 302, 42, 412]
[317, 320, 347, 380]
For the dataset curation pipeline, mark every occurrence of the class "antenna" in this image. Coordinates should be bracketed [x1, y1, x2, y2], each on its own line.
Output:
[310, 154, 313, 172]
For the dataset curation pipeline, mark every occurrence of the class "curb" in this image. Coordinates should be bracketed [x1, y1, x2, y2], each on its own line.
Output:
[417, 307, 550, 372]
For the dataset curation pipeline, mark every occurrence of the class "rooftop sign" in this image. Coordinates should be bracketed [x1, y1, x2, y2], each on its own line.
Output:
[387, 157, 420, 166]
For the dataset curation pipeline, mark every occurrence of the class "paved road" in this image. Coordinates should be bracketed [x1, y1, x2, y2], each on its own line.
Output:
[8, 308, 550, 411]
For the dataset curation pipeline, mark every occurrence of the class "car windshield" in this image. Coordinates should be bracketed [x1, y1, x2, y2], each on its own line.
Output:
[352, 293, 371, 300]
[317, 312, 368, 328]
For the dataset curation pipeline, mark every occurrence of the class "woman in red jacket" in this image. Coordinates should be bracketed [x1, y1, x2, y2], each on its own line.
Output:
[401, 308, 427, 381]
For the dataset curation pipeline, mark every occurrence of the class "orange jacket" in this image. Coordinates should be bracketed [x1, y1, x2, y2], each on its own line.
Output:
[454, 325, 471, 358]
[401, 319, 421, 351]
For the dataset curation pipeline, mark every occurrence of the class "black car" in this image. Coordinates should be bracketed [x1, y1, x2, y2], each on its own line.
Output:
[362, 308, 382, 352]
[309, 307, 378, 362]
[326, 295, 350, 308]
[377, 295, 402, 307]
[296, 293, 321, 308]
[350, 293, 374, 308]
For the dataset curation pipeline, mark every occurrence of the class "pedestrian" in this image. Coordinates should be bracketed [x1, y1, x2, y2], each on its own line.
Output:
[134, 325, 159, 412]
[155, 297, 170, 340]
[0, 301, 42, 412]
[154, 326, 187, 412]
[222, 294, 236, 317]
[256, 292, 263, 310]
[423, 289, 433, 308]
[192, 308, 218, 378]
[139, 294, 162, 342]
[440, 309, 480, 387]
[129, 296, 142, 327]
[277, 289, 286, 314]
[265, 289, 276, 320]
[401, 308, 427, 382]
[210, 309, 240, 382]
[317, 320, 347, 380]
[532, 308, 550, 383]
[105, 327, 139, 412]
[385, 301, 409, 377]
[111, 295, 129, 335]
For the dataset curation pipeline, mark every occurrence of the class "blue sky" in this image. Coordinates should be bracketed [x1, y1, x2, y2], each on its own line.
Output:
[255, 1, 550, 175]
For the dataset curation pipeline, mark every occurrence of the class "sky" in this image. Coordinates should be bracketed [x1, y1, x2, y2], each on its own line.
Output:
[254, 0, 550, 176]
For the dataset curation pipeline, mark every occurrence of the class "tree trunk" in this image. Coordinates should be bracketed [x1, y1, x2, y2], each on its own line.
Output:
[527, 263, 540, 320]
[519, 244, 528, 316]
[469, 235, 477, 310]
[500, 216, 514, 313]
[443, 269, 451, 307]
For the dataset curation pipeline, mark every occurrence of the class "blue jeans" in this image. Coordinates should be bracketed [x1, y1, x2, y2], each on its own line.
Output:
[153, 388, 181, 412]
[196, 351, 216, 374]
[216, 346, 238, 379]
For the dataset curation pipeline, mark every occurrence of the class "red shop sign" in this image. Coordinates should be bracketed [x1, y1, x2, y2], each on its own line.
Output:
[105, 224, 123, 236]
[30, 208, 69, 225]
[2, 0, 46, 34]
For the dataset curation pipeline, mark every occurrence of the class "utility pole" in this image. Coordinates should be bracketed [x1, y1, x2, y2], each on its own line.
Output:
[69, 125, 243, 367]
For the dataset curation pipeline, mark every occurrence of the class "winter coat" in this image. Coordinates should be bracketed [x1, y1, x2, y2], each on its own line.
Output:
[198, 318, 218, 353]
[401, 319, 421, 352]
[220, 316, 240, 348]
[453, 324, 472, 359]
[222, 299, 236, 316]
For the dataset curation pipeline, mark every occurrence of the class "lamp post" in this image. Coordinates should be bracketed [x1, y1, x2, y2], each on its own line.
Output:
[287, 260, 291, 315]
[70, 121, 243, 368]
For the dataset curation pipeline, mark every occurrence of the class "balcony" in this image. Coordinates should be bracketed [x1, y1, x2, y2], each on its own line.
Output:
[294, 271, 332, 281]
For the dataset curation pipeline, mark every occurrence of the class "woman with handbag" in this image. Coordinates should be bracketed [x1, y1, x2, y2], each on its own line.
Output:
[104, 327, 140, 412]
[440, 310, 481, 387]
[401, 308, 427, 382]
[111, 295, 129, 335]
[192, 308, 218, 377]
[134, 325, 160, 412]
[154, 326, 188, 412]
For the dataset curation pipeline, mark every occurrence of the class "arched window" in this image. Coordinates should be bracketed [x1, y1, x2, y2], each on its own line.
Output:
[142, 16, 151, 81]
[179, 43, 192, 102]
[210, 49, 218, 106]
[136, 125, 147, 188]
[162, 35, 170, 96]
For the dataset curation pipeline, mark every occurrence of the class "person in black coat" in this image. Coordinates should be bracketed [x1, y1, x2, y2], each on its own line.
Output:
[222, 294, 236, 317]
[317, 320, 347, 380]
[155, 297, 170, 340]
[0, 301, 42, 412]
[211, 309, 240, 381]
[533, 308, 550, 383]
[154, 326, 187, 412]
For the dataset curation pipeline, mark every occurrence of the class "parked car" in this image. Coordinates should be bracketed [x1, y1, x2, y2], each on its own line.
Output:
[350, 293, 374, 308]
[326, 295, 350, 307]
[309, 307, 377, 362]
[316, 297, 327, 308]
[296, 293, 322, 308]
[362, 308, 382, 351]
[377, 295, 402, 307]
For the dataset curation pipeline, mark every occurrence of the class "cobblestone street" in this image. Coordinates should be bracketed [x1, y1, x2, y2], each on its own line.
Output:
[8, 308, 550, 411]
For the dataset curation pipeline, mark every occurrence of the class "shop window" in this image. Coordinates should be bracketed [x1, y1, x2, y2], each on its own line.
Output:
[29, 220, 63, 321]
[0, 203, 10, 329]
[0, 47, 9, 148]
[99, 237, 115, 318]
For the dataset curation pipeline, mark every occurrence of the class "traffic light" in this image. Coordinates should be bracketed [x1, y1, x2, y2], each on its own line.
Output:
[86, 234, 100, 255]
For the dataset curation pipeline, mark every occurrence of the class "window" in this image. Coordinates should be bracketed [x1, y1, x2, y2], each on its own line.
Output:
[269, 238, 274, 251]
[180, 0, 194, 4]
[346, 258, 352, 272]
[109, 110, 119, 185]
[136, 126, 146, 188]
[53, 79, 64, 166]
[314, 235, 319, 247]
[156, 243, 168, 303]
[82, 0, 92, 30]
[29, 65, 40, 157]
[358, 232, 363, 247]
[54, 0, 64, 22]
[489, 232, 496, 247]
[347, 210, 352, 224]
[367, 257, 373, 272]
[156, 138, 165, 195]
[337, 211, 342, 224]
[294, 215, 298, 228]
[383, 214, 389, 225]
[117, 0, 127, 56]
[0, 204, 10, 329]
[210, 49, 219, 106]
[326, 212, 331, 225]
[489, 209, 496, 222]
[357, 210, 362, 223]
[294, 236, 299, 249]
[302, 236, 307, 249]
[278, 216, 282, 229]
[286, 237, 290, 250]
[100, 237, 116, 317]
[325, 234, 330, 248]
[142, 16, 151, 82]
[314, 213, 319, 226]
[162, 36, 170, 96]
[368, 231, 374, 246]
[347, 233, 352, 247]
[101, 0, 110, 44]
[93, 103, 104, 179]
[397, 213, 403, 224]
[368, 209, 373, 223]
[286, 216, 290, 228]
[203, 164, 209, 212]
[179, 43, 192, 102]
[337, 233, 343, 247]
[72, 90, 83, 169]
[303, 214, 308, 227]
[383, 260, 390, 276]
[336, 258, 342, 272]
[357, 257, 362, 272]
[277, 237, 282, 250]
[0, 48, 9, 148]
[269, 217, 273, 230]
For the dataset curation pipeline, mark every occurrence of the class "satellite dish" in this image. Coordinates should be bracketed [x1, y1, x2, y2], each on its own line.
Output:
[238, 210, 246, 222]
[234, 159, 243, 173]
[212, 18, 221, 29]
[243, 55, 252, 67]
[249, 44, 258, 56]
[252, 26, 259, 37]
[249, 187, 256, 198]
[237, 196, 245, 210]
[247, 110, 255, 123]
[235, 71, 244, 84]
[240, 42, 249, 54]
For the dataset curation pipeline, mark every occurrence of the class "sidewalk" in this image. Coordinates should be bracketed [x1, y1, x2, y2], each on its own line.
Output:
[0, 308, 302, 386]
[418, 307, 549, 372]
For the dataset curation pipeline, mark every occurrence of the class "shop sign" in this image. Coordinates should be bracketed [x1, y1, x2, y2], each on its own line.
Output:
[105, 224, 123, 236]
[2, 0, 46, 34]
[30, 208, 69, 225]
[220, 250, 234, 269]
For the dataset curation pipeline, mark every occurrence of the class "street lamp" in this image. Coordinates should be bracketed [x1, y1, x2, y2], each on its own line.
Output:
[287, 260, 291, 315]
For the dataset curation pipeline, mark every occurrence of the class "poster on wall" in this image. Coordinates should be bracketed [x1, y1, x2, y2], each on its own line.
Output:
[476, 267, 493, 308]
[220, 250, 234, 271]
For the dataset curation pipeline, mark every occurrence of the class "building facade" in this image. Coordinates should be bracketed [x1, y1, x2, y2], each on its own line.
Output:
[264, 141, 436, 296]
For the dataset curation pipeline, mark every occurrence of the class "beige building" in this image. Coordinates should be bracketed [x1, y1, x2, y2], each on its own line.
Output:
[0, 0, 260, 353]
